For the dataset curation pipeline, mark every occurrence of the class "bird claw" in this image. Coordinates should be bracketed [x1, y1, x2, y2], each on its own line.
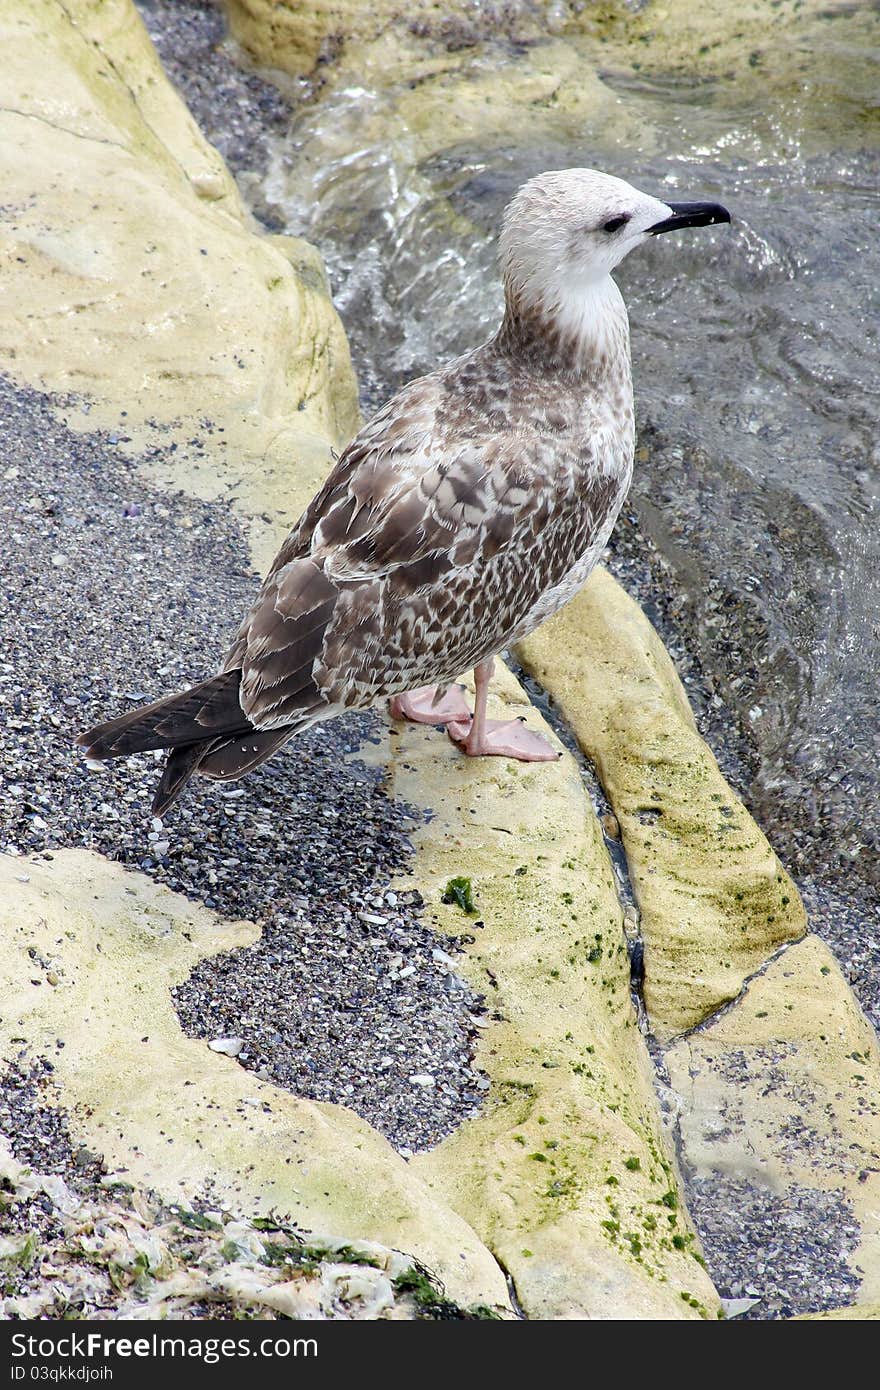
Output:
[389, 685, 472, 725]
[446, 716, 561, 762]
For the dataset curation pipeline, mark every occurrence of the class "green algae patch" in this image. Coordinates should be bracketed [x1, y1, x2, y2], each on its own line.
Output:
[379, 662, 718, 1318]
[517, 569, 806, 1039]
[442, 877, 477, 914]
[391, 1264, 502, 1319]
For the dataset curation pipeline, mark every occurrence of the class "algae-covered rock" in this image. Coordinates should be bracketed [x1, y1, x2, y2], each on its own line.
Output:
[383, 663, 720, 1319]
[517, 568, 807, 1038]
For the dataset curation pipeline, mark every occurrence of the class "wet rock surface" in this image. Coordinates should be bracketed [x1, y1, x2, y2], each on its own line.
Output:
[0, 376, 484, 1152]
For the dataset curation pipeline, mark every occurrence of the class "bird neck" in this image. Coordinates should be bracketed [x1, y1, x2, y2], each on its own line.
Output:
[495, 274, 630, 383]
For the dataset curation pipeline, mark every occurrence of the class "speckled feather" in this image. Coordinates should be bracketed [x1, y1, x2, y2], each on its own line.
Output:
[227, 313, 634, 734]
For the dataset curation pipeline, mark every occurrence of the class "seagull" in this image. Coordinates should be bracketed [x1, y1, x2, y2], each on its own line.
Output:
[78, 168, 729, 816]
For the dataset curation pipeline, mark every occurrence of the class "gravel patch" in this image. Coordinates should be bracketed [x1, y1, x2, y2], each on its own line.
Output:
[685, 1176, 861, 1321]
[0, 375, 486, 1152]
[0, 1054, 109, 1282]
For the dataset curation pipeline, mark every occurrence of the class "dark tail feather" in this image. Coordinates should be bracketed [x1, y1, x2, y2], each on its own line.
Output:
[151, 727, 297, 817]
[80, 670, 303, 817]
[197, 727, 295, 781]
[78, 671, 248, 759]
[151, 741, 218, 818]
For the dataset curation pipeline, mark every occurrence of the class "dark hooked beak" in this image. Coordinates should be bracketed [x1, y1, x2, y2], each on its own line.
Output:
[647, 201, 731, 235]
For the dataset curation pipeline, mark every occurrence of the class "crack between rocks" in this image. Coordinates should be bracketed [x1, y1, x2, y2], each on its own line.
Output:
[506, 653, 808, 1052]
[488, 1247, 525, 1319]
[505, 659, 828, 1320]
[667, 936, 800, 1044]
[503, 653, 733, 1310]
[0, 106, 127, 153]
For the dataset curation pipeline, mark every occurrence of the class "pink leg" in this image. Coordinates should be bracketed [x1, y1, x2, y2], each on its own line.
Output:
[446, 659, 560, 762]
[389, 684, 472, 725]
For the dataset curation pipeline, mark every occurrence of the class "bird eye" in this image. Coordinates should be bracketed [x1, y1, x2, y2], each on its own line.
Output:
[602, 215, 630, 234]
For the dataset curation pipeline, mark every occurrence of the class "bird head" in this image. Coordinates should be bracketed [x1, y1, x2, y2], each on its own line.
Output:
[499, 167, 730, 319]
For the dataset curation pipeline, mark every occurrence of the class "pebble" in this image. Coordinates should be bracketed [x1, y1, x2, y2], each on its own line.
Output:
[687, 1174, 861, 1319]
[720, 1296, 761, 1319]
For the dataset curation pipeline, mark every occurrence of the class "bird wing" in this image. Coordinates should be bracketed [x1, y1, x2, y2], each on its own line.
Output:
[229, 369, 615, 728]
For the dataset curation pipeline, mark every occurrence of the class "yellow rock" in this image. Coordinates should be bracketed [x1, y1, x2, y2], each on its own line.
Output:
[0, 850, 509, 1310]
[224, 0, 390, 75]
[0, 0, 359, 572]
[225, 0, 878, 157]
[517, 569, 806, 1038]
[666, 935, 880, 1310]
[797, 1305, 880, 1321]
[378, 663, 720, 1318]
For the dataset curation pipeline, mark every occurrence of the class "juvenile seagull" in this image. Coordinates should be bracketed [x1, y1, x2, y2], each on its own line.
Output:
[79, 169, 729, 815]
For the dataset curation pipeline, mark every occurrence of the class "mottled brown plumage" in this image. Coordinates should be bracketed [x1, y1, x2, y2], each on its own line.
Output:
[78, 169, 729, 813]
